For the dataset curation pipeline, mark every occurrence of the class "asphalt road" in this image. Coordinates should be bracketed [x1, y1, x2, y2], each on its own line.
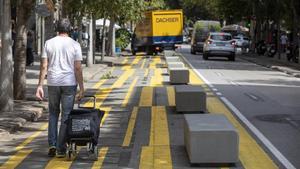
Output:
[0, 49, 299, 169]
[179, 44, 300, 169]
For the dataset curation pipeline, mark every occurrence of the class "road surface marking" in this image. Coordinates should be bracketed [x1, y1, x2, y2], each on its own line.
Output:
[100, 107, 112, 126]
[166, 86, 175, 106]
[140, 57, 146, 69]
[16, 123, 48, 151]
[149, 56, 161, 69]
[122, 58, 128, 64]
[139, 86, 153, 107]
[44, 148, 82, 169]
[94, 69, 135, 108]
[93, 79, 107, 90]
[139, 106, 172, 169]
[207, 96, 278, 169]
[122, 107, 139, 147]
[0, 149, 32, 169]
[131, 55, 142, 66]
[144, 69, 149, 80]
[221, 97, 295, 169]
[91, 147, 108, 169]
[150, 68, 163, 86]
[122, 77, 138, 107]
[181, 55, 293, 169]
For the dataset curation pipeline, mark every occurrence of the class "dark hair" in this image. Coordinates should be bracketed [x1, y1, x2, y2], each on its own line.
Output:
[56, 18, 71, 33]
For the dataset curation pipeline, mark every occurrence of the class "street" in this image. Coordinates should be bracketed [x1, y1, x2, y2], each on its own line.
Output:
[0, 45, 299, 169]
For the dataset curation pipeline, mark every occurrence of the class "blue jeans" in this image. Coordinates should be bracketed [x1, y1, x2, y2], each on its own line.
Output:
[48, 85, 77, 152]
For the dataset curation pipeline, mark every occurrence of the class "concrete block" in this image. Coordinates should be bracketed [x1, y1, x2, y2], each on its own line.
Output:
[184, 114, 239, 164]
[175, 85, 206, 112]
[167, 62, 185, 69]
[166, 56, 181, 63]
[169, 67, 189, 84]
[164, 50, 176, 57]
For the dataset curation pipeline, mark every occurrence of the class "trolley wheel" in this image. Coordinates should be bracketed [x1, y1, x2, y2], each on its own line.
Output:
[92, 145, 98, 161]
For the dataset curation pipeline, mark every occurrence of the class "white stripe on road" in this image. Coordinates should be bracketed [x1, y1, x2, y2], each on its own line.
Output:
[221, 97, 296, 169]
[180, 53, 296, 169]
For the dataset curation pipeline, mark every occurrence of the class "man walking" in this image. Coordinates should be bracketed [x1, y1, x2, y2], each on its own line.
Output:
[35, 18, 84, 157]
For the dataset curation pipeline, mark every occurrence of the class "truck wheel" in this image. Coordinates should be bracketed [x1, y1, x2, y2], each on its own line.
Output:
[132, 50, 136, 56]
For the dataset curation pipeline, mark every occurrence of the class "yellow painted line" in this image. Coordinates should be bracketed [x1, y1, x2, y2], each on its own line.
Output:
[150, 68, 163, 87]
[45, 149, 81, 169]
[140, 58, 146, 69]
[16, 123, 48, 151]
[122, 77, 138, 107]
[122, 107, 139, 147]
[93, 79, 107, 89]
[149, 106, 170, 146]
[100, 107, 111, 126]
[140, 146, 154, 169]
[144, 69, 149, 78]
[0, 149, 32, 169]
[91, 147, 109, 169]
[139, 86, 153, 107]
[189, 69, 205, 85]
[189, 68, 277, 169]
[149, 56, 161, 69]
[93, 69, 135, 108]
[140, 106, 172, 169]
[207, 97, 277, 169]
[112, 69, 135, 89]
[166, 86, 175, 106]
[131, 56, 142, 65]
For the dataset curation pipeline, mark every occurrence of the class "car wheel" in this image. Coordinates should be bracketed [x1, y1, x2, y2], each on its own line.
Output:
[203, 53, 208, 60]
[191, 48, 196, 55]
[229, 54, 235, 61]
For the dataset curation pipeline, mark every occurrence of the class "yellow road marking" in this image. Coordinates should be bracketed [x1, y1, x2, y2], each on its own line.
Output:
[122, 58, 128, 64]
[166, 86, 175, 106]
[144, 69, 149, 78]
[100, 107, 111, 126]
[139, 86, 153, 107]
[122, 107, 139, 147]
[207, 97, 277, 169]
[132, 56, 142, 65]
[93, 79, 107, 89]
[149, 56, 161, 69]
[0, 149, 32, 169]
[140, 58, 146, 69]
[91, 147, 109, 169]
[122, 77, 138, 107]
[150, 69, 163, 87]
[149, 106, 170, 146]
[15, 123, 48, 151]
[94, 69, 135, 108]
[140, 106, 172, 169]
[112, 69, 135, 89]
[189, 68, 277, 169]
[44, 148, 82, 169]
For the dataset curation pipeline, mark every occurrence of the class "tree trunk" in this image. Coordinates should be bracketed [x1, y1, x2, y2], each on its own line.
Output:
[13, 0, 35, 100]
[101, 18, 107, 61]
[0, 0, 3, 67]
[0, 0, 14, 112]
[92, 17, 96, 64]
[106, 17, 116, 56]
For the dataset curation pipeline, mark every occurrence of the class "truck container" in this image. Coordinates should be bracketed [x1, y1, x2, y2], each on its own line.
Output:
[131, 10, 183, 55]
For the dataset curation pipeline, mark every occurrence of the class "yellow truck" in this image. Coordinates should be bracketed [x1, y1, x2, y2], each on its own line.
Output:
[131, 10, 183, 55]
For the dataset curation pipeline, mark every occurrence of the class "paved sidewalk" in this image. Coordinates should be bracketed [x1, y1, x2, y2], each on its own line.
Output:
[239, 52, 300, 78]
[0, 54, 123, 140]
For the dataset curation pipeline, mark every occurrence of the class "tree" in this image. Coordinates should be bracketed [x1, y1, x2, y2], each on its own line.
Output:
[13, 0, 35, 100]
[0, 0, 14, 112]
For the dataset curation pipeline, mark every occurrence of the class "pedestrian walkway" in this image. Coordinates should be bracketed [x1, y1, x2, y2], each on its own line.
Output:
[0, 53, 282, 168]
[239, 53, 300, 78]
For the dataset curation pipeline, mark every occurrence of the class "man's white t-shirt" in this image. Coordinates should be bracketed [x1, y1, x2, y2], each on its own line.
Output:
[42, 36, 82, 86]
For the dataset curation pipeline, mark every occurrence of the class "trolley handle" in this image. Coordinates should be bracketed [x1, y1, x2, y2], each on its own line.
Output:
[77, 95, 96, 109]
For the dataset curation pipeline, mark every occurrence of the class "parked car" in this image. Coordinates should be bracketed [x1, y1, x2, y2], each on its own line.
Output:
[203, 32, 236, 61]
[234, 35, 250, 47]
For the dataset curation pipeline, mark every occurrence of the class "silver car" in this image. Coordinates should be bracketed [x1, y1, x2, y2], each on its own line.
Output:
[203, 32, 236, 61]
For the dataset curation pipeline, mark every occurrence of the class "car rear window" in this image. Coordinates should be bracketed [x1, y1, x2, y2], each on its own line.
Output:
[234, 36, 241, 39]
[211, 34, 232, 41]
